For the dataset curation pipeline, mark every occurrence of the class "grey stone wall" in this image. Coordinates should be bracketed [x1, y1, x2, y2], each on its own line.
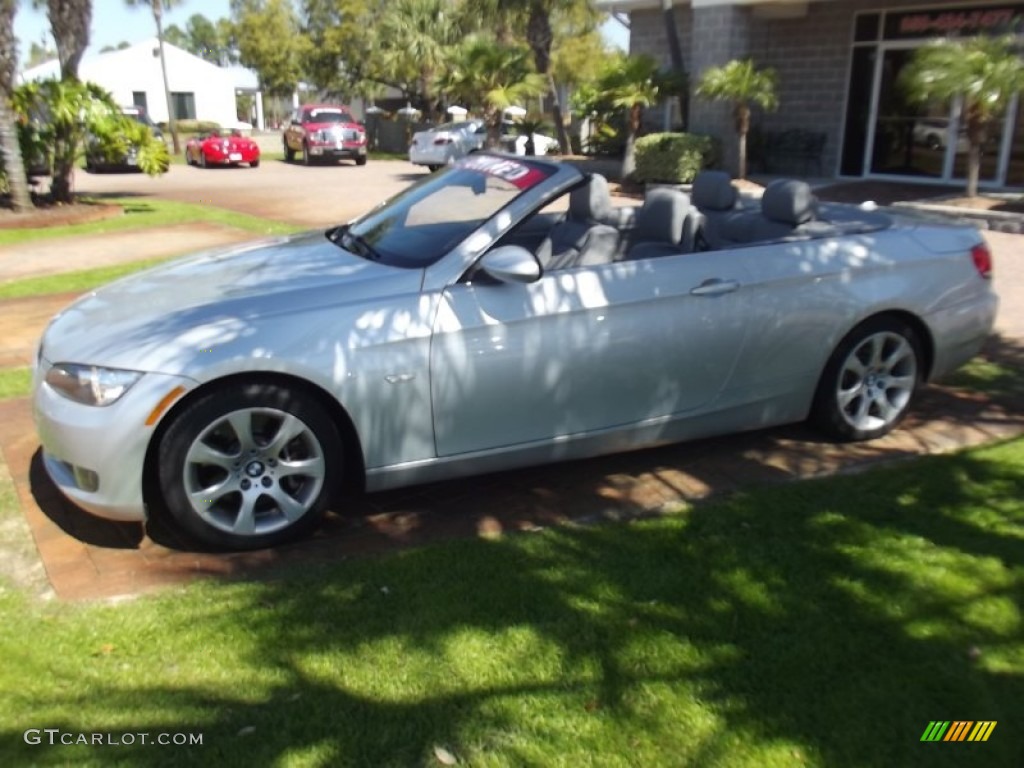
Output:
[630, 0, 1021, 178]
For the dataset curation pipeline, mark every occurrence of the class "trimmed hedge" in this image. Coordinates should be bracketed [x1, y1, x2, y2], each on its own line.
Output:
[632, 132, 719, 184]
[160, 119, 221, 134]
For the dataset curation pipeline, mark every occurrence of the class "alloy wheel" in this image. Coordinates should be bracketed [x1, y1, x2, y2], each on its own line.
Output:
[181, 407, 326, 537]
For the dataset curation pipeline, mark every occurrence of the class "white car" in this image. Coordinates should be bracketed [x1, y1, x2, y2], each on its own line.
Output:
[410, 119, 558, 170]
[409, 120, 487, 170]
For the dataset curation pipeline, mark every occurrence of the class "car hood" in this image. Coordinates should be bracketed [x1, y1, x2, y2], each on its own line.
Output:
[41, 232, 420, 371]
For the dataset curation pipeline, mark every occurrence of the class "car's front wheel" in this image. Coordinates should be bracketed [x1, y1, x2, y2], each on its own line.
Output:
[811, 317, 923, 442]
[155, 382, 342, 550]
[283, 141, 295, 162]
[355, 155, 367, 166]
[302, 143, 312, 166]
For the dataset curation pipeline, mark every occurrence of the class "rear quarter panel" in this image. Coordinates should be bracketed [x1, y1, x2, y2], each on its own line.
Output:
[718, 225, 990, 409]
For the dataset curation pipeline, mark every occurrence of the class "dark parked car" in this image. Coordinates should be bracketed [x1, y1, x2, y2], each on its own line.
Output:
[85, 105, 164, 173]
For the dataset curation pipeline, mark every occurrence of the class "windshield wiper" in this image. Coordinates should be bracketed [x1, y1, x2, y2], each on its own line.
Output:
[342, 230, 384, 262]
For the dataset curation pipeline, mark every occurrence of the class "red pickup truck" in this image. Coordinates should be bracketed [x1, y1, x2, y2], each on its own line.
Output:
[282, 104, 368, 166]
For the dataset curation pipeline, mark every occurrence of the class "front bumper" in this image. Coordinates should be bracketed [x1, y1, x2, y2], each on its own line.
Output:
[308, 142, 367, 159]
[33, 365, 196, 522]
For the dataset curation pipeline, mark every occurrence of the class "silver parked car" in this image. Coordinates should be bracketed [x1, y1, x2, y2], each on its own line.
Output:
[410, 119, 558, 170]
[33, 156, 997, 549]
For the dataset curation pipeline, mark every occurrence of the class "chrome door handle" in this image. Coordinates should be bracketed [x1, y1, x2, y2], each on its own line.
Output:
[690, 279, 740, 296]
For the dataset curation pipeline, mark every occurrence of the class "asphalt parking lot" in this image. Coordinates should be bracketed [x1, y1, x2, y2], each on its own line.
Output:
[74, 152, 433, 229]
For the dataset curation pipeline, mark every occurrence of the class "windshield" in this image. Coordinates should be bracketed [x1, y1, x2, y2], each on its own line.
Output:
[433, 121, 478, 133]
[339, 154, 555, 269]
[305, 109, 355, 124]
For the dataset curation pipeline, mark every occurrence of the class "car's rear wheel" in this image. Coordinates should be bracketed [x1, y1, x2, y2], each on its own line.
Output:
[426, 164, 440, 172]
[251, 159, 260, 168]
[155, 383, 342, 550]
[811, 317, 922, 442]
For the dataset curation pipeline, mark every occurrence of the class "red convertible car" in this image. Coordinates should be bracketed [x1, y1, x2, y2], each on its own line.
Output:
[186, 131, 260, 168]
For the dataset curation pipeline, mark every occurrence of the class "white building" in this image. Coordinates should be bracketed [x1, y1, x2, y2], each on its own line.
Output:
[20, 38, 264, 130]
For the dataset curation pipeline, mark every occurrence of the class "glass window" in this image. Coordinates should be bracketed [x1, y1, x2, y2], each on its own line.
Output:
[170, 92, 196, 120]
[854, 13, 880, 42]
[840, 46, 877, 176]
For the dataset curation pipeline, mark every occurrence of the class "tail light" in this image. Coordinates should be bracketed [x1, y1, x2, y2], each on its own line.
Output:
[433, 138, 453, 145]
[970, 243, 992, 279]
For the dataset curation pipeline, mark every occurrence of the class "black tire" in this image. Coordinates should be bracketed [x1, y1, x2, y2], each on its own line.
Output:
[250, 159, 260, 168]
[284, 142, 295, 162]
[155, 382, 343, 550]
[302, 143, 312, 166]
[426, 164, 440, 172]
[199, 152, 207, 169]
[355, 155, 367, 166]
[810, 317, 923, 442]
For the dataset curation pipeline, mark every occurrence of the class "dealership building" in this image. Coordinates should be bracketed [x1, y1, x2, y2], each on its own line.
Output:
[599, 1, 1024, 189]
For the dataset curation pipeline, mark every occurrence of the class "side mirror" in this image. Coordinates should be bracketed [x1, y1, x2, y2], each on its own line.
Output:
[479, 246, 541, 284]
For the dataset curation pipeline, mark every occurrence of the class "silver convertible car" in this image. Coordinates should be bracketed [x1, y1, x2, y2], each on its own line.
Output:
[33, 155, 997, 549]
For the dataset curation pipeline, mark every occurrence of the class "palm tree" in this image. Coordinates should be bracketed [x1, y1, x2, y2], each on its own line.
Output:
[696, 58, 778, 180]
[597, 54, 661, 179]
[46, 0, 91, 80]
[900, 36, 1024, 198]
[45, 0, 92, 202]
[126, 0, 183, 154]
[376, 0, 462, 122]
[440, 41, 547, 149]
[0, 0, 33, 211]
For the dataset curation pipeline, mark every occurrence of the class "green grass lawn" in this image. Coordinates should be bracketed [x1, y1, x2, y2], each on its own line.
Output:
[0, 368, 31, 400]
[0, 438, 1020, 767]
[0, 198, 302, 247]
[0, 258, 175, 301]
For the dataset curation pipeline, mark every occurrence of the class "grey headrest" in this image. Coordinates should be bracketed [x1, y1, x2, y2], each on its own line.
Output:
[761, 179, 816, 225]
[692, 170, 738, 211]
[635, 188, 691, 245]
[569, 174, 612, 222]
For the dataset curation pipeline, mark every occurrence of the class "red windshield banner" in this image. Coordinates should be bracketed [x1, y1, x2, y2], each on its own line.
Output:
[458, 154, 552, 190]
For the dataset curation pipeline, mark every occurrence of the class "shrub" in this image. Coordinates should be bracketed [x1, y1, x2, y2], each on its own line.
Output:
[162, 119, 221, 134]
[632, 132, 720, 184]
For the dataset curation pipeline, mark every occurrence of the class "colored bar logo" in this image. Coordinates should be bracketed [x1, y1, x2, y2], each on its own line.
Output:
[920, 721, 996, 742]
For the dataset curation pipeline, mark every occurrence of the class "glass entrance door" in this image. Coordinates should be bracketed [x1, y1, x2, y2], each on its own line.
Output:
[869, 48, 952, 178]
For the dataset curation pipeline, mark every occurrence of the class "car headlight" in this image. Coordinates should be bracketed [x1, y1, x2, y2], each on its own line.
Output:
[45, 363, 142, 406]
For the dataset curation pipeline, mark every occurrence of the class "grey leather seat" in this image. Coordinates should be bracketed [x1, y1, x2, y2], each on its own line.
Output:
[625, 187, 699, 261]
[536, 174, 620, 269]
[691, 170, 741, 249]
[710, 178, 821, 245]
[748, 179, 818, 241]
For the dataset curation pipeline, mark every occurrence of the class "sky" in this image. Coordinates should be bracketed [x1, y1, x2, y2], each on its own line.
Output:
[14, 0, 629, 67]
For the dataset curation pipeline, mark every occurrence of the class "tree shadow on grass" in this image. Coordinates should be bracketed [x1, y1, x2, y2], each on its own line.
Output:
[4, 444, 1022, 766]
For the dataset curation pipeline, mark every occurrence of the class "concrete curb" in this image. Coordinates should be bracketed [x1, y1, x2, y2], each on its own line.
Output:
[892, 201, 1024, 234]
